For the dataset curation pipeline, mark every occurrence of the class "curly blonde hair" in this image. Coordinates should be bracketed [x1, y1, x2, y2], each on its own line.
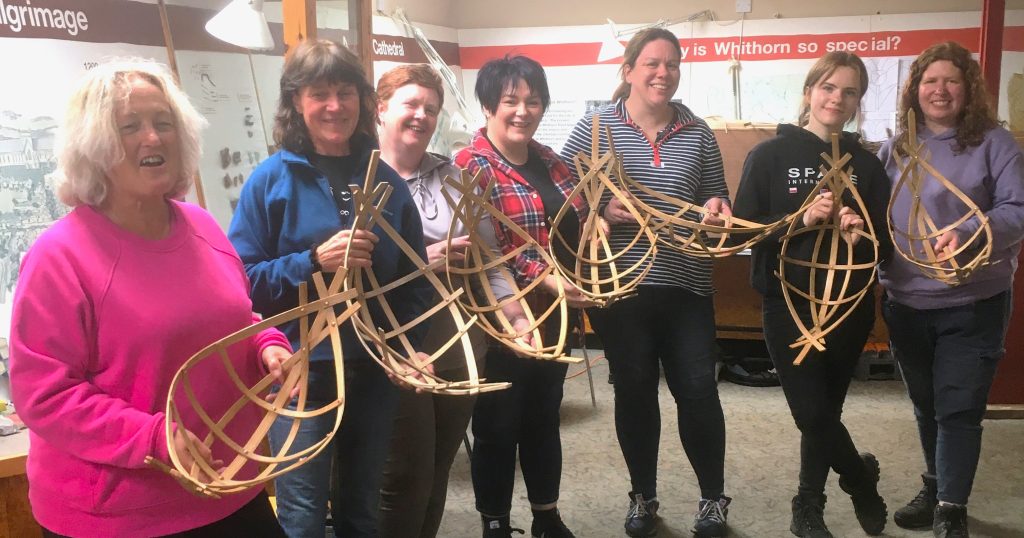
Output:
[53, 58, 206, 207]
[895, 41, 999, 152]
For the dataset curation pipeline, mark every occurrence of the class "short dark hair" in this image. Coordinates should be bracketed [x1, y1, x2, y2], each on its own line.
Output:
[474, 55, 550, 115]
[274, 39, 377, 153]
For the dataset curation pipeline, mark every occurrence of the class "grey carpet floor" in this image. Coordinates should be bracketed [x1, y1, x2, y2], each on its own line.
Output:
[435, 350, 1024, 538]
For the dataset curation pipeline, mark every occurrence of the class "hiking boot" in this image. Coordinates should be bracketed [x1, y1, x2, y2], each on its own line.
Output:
[933, 504, 969, 538]
[530, 509, 575, 538]
[895, 474, 938, 529]
[790, 494, 834, 538]
[482, 514, 525, 538]
[624, 491, 659, 537]
[693, 496, 731, 537]
[838, 453, 887, 535]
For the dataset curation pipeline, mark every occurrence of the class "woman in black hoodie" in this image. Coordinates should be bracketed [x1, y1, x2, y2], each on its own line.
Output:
[732, 52, 893, 538]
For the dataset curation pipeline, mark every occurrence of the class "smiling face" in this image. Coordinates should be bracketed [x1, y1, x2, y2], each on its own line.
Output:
[293, 80, 361, 155]
[623, 37, 681, 111]
[917, 59, 965, 132]
[485, 79, 544, 152]
[105, 76, 181, 204]
[804, 65, 862, 136]
[378, 83, 441, 155]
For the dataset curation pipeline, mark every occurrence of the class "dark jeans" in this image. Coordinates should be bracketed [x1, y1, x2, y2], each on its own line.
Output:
[471, 346, 569, 515]
[763, 294, 876, 496]
[41, 492, 283, 538]
[588, 286, 726, 500]
[268, 360, 399, 538]
[882, 290, 1011, 505]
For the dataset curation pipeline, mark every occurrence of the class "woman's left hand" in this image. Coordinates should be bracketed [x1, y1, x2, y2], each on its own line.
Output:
[426, 235, 471, 272]
[386, 351, 436, 394]
[933, 229, 961, 261]
[701, 197, 732, 227]
[261, 345, 298, 401]
[838, 206, 864, 246]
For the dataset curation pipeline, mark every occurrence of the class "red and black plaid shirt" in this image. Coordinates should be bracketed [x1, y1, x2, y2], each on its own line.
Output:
[454, 128, 588, 288]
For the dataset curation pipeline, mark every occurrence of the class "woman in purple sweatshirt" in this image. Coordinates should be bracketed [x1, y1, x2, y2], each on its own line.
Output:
[9, 59, 291, 538]
[878, 41, 1024, 538]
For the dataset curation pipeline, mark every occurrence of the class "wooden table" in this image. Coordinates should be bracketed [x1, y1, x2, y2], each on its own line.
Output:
[0, 430, 41, 538]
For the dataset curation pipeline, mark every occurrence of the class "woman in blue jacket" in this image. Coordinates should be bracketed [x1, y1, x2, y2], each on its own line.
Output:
[228, 39, 430, 538]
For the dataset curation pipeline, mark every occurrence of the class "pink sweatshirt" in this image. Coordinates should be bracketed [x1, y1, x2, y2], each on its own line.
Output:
[10, 200, 290, 537]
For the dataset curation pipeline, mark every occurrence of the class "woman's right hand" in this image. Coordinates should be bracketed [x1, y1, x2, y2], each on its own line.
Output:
[315, 229, 380, 271]
[426, 235, 472, 272]
[171, 428, 222, 481]
[802, 191, 834, 227]
[603, 196, 640, 225]
[542, 274, 597, 308]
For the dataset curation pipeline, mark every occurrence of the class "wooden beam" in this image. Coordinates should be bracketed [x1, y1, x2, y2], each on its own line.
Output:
[157, 0, 207, 208]
[282, 0, 317, 58]
[356, 0, 374, 81]
[979, 0, 1005, 103]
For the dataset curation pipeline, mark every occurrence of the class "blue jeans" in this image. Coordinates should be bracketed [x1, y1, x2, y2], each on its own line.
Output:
[882, 290, 1011, 505]
[269, 360, 399, 537]
[588, 286, 726, 500]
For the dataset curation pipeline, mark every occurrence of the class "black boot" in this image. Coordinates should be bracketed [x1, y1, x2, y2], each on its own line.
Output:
[838, 453, 887, 536]
[790, 493, 834, 538]
[530, 508, 575, 538]
[933, 503, 969, 538]
[482, 514, 525, 538]
[895, 474, 938, 529]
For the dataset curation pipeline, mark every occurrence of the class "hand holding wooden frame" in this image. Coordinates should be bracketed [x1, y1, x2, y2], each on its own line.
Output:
[342, 151, 512, 394]
[440, 168, 580, 363]
[148, 269, 360, 497]
[888, 109, 993, 285]
[615, 153, 792, 258]
[777, 134, 879, 365]
[549, 119, 656, 307]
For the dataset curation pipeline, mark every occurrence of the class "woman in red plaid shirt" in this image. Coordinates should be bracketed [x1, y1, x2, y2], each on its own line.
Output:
[453, 55, 594, 538]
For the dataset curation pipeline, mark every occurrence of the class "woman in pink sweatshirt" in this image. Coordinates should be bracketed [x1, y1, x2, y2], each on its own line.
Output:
[9, 59, 291, 538]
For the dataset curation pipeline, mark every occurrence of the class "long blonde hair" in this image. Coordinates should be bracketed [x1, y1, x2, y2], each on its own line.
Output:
[797, 51, 868, 129]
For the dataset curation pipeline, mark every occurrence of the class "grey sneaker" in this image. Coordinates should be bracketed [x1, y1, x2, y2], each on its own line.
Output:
[624, 491, 659, 537]
[693, 496, 731, 537]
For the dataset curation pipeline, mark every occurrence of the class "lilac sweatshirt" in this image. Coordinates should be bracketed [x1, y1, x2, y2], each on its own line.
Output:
[10, 201, 290, 537]
[878, 126, 1024, 309]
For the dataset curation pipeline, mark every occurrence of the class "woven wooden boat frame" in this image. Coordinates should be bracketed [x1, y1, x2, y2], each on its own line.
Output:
[888, 109, 993, 286]
[440, 168, 580, 363]
[777, 134, 879, 365]
[148, 269, 360, 497]
[342, 151, 513, 394]
[549, 120, 657, 307]
[615, 150, 791, 258]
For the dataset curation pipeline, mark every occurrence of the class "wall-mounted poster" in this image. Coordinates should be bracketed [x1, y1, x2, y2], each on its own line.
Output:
[175, 50, 273, 230]
[0, 31, 168, 398]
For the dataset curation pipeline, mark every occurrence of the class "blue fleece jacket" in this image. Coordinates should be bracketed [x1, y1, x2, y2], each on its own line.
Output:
[228, 140, 430, 362]
[878, 126, 1024, 309]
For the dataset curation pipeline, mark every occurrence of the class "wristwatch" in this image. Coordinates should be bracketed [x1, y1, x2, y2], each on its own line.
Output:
[309, 244, 322, 274]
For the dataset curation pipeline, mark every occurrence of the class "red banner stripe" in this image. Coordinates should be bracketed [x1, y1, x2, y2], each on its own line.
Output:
[459, 26, 1024, 68]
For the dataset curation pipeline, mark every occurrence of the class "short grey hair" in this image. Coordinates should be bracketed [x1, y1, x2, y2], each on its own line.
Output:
[53, 58, 207, 207]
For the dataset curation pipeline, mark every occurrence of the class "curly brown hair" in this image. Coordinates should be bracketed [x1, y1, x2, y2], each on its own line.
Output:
[895, 41, 999, 152]
[273, 39, 378, 154]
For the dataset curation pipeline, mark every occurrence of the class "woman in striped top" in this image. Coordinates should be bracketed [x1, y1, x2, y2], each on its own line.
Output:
[560, 28, 732, 538]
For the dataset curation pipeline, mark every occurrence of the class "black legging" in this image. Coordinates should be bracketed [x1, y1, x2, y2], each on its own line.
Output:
[762, 293, 875, 496]
[588, 286, 726, 500]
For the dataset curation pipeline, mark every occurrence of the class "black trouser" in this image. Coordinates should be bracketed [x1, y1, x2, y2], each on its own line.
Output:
[42, 491, 284, 538]
[762, 293, 875, 497]
[471, 343, 570, 515]
[588, 286, 726, 500]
